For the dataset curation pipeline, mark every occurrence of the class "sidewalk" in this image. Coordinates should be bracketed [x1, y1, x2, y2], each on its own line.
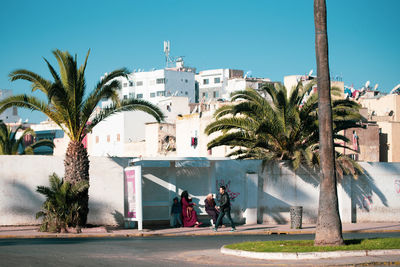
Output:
[1, 222, 400, 239]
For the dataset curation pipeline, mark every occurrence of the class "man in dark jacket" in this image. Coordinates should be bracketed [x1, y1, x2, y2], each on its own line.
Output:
[214, 185, 236, 232]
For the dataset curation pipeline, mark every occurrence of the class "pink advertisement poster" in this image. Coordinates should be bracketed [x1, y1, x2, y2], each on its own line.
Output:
[124, 169, 136, 219]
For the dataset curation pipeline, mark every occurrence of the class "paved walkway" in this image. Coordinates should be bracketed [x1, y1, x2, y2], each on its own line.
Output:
[1, 222, 400, 238]
[1, 223, 400, 266]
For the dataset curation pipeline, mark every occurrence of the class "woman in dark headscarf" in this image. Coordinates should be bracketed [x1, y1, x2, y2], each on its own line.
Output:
[180, 190, 202, 227]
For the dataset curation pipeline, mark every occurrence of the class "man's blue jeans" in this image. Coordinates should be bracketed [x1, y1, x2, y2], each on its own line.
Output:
[215, 209, 235, 230]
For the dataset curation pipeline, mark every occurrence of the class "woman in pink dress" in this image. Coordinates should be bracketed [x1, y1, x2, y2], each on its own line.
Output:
[180, 191, 202, 227]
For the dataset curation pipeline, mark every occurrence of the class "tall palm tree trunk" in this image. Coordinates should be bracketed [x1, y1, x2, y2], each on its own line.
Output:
[64, 140, 90, 226]
[314, 0, 344, 246]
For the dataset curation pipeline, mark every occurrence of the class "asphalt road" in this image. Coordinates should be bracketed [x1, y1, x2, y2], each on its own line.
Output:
[1, 232, 400, 267]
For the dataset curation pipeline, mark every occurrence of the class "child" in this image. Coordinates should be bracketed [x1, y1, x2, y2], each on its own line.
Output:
[170, 197, 182, 227]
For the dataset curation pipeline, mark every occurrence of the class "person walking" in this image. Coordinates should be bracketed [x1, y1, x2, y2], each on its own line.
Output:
[214, 185, 236, 232]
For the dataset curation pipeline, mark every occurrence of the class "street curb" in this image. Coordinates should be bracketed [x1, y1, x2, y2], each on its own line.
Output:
[1, 229, 400, 239]
[220, 246, 400, 260]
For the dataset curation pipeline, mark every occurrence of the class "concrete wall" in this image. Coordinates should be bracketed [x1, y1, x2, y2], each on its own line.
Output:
[0, 156, 125, 226]
[1, 156, 399, 226]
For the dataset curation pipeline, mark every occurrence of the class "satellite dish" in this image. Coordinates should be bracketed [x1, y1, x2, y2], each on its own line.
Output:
[390, 83, 400, 94]
[308, 69, 313, 76]
[374, 84, 379, 90]
[365, 81, 370, 88]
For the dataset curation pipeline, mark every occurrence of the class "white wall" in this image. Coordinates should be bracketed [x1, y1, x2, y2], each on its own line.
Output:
[91, 111, 157, 156]
[175, 111, 231, 157]
[1, 156, 399, 226]
[0, 156, 125, 225]
[157, 97, 190, 123]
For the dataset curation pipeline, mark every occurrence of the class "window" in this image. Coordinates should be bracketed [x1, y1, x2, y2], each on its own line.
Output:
[136, 81, 143, 86]
[95, 136, 99, 143]
[129, 81, 134, 86]
[129, 92, 134, 98]
[117, 134, 120, 142]
[185, 91, 188, 95]
[202, 92, 208, 98]
[214, 77, 221, 83]
[123, 95, 128, 100]
[203, 79, 209, 85]
[185, 79, 188, 83]
[137, 93, 143, 99]
[123, 83, 128, 87]
[107, 135, 110, 143]
[150, 92, 155, 98]
[213, 91, 219, 98]
[156, 78, 165, 84]
[157, 91, 165, 96]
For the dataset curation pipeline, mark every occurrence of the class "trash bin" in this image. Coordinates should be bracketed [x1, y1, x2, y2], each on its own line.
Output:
[290, 206, 303, 229]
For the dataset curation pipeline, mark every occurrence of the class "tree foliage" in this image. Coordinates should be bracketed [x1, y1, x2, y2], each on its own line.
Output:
[0, 49, 165, 226]
[0, 120, 54, 155]
[0, 49, 164, 143]
[205, 82, 363, 179]
[36, 173, 88, 233]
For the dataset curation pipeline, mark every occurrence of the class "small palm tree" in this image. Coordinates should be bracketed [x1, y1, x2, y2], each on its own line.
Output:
[36, 173, 88, 233]
[0, 120, 54, 155]
[205, 82, 363, 179]
[0, 49, 165, 226]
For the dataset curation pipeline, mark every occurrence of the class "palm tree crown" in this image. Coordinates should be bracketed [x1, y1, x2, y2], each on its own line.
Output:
[205, 82, 363, 178]
[0, 49, 165, 226]
[0, 49, 164, 143]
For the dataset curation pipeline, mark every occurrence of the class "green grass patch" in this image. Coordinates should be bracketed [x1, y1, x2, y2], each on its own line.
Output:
[225, 238, 400, 253]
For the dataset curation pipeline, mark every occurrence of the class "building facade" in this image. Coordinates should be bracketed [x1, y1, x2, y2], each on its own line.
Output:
[102, 63, 196, 108]
[0, 89, 20, 123]
[360, 94, 400, 162]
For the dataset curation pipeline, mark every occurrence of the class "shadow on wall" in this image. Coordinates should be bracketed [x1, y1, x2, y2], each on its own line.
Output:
[106, 156, 131, 169]
[259, 193, 291, 224]
[111, 210, 125, 227]
[297, 163, 388, 210]
[341, 163, 388, 223]
[259, 161, 318, 224]
[259, 161, 389, 224]
[5, 179, 44, 217]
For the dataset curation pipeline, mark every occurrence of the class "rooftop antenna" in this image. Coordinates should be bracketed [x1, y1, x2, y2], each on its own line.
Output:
[164, 40, 173, 67]
[365, 80, 370, 89]
[374, 83, 379, 90]
[308, 69, 313, 76]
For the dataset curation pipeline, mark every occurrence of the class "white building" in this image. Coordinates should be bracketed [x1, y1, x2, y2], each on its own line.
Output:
[102, 61, 196, 108]
[195, 69, 243, 101]
[195, 69, 270, 101]
[91, 97, 190, 157]
[0, 89, 20, 123]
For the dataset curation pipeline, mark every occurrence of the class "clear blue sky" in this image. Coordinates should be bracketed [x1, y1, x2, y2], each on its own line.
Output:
[1, 0, 399, 122]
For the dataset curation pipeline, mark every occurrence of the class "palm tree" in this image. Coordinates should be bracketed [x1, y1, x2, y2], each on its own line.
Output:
[36, 173, 89, 233]
[0, 49, 164, 226]
[314, 0, 344, 246]
[0, 120, 54, 155]
[205, 83, 363, 178]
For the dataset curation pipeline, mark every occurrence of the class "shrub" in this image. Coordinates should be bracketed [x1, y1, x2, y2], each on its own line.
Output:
[36, 173, 88, 233]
